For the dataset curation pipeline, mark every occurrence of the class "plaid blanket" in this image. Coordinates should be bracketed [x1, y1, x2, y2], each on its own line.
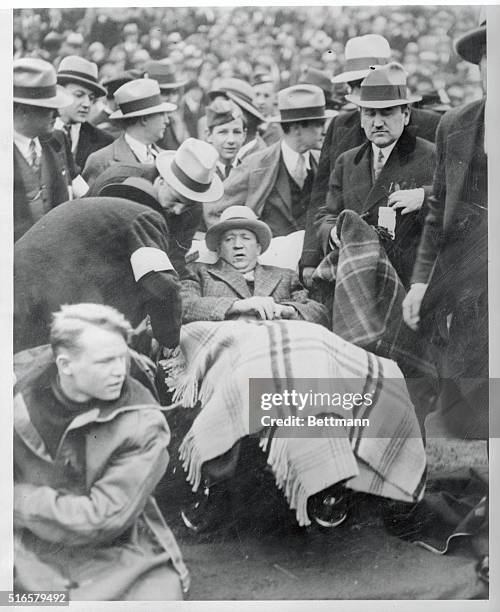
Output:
[168, 319, 426, 526]
[312, 210, 436, 379]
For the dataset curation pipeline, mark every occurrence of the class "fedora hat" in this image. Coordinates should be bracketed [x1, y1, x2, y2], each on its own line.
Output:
[298, 67, 341, 110]
[455, 14, 486, 65]
[345, 62, 422, 109]
[155, 138, 224, 203]
[143, 60, 189, 90]
[57, 55, 107, 98]
[269, 84, 333, 123]
[331, 35, 391, 84]
[99, 177, 162, 213]
[13, 58, 74, 109]
[209, 78, 265, 122]
[109, 79, 177, 120]
[206, 205, 272, 253]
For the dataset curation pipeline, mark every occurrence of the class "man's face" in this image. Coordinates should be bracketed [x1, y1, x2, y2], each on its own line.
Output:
[296, 120, 326, 152]
[61, 326, 129, 402]
[59, 82, 96, 124]
[217, 228, 261, 273]
[142, 111, 169, 143]
[253, 82, 276, 116]
[155, 176, 192, 215]
[22, 105, 57, 137]
[207, 117, 246, 163]
[360, 105, 410, 148]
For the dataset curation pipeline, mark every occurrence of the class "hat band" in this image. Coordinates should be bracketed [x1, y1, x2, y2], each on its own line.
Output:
[344, 56, 389, 72]
[360, 84, 407, 102]
[14, 84, 57, 100]
[119, 93, 162, 115]
[279, 105, 326, 121]
[58, 69, 99, 85]
[226, 89, 253, 106]
[170, 159, 210, 193]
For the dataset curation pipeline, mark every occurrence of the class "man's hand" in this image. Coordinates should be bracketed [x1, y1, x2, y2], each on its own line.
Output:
[402, 283, 428, 330]
[302, 267, 316, 288]
[388, 188, 425, 215]
[275, 304, 298, 320]
[229, 296, 277, 320]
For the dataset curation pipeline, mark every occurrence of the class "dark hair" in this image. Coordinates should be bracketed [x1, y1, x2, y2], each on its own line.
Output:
[281, 118, 326, 133]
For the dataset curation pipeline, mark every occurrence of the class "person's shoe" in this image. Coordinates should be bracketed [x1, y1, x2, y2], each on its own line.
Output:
[307, 485, 349, 528]
[180, 481, 228, 534]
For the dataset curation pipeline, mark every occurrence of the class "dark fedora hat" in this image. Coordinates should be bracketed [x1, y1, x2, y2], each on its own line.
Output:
[143, 60, 189, 90]
[89, 162, 158, 197]
[455, 13, 486, 65]
[99, 177, 163, 214]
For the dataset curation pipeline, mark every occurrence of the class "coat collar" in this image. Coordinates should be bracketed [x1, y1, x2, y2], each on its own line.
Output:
[207, 260, 282, 298]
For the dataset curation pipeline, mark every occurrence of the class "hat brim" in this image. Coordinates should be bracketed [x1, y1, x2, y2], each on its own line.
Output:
[156, 151, 224, 203]
[225, 91, 266, 122]
[268, 109, 336, 123]
[99, 182, 163, 214]
[206, 218, 272, 252]
[345, 93, 422, 108]
[158, 79, 189, 91]
[13, 84, 74, 109]
[455, 25, 486, 64]
[109, 101, 177, 120]
[57, 74, 107, 98]
[331, 68, 372, 84]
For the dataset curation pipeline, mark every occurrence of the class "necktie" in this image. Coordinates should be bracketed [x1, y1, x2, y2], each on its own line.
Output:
[29, 139, 39, 169]
[373, 147, 384, 181]
[294, 153, 307, 189]
[224, 163, 232, 178]
[146, 145, 157, 162]
[63, 124, 73, 149]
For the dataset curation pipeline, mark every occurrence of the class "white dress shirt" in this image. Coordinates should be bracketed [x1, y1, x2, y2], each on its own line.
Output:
[14, 131, 42, 165]
[124, 133, 158, 163]
[54, 117, 81, 154]
[371, 140, 397, 174]
[280, 139, 311, 178]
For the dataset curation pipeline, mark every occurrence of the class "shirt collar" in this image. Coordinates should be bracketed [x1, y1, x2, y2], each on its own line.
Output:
[281, 139, 310, 176]
[371, 140, 398, 165]
[14, 130, 41, 162]
[124, 132, 153, 163]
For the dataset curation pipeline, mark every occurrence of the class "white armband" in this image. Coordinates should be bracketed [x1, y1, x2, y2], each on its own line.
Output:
[72, 175, 89, 198]
[130, 247, 174, 281]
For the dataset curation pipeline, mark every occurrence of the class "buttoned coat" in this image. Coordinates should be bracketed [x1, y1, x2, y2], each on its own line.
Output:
[301, 107, 440, 268]
[14, 131, 74, 242]
[412, 99, 486, 285]
[315, 129, 436, 287]
[205, 141, 319, 236]
[82, 134, 146, 191]
[181, 259, 328, 326]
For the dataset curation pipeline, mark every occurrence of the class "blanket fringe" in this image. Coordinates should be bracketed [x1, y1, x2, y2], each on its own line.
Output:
[178, 432, 203, 492]
[265, 437, 311, 527]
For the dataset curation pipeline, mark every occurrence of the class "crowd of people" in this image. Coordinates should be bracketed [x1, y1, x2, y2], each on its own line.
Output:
[12, 6, 488, 602]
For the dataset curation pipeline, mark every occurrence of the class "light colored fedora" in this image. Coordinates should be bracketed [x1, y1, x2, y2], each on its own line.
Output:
[209, 77, 265, 122]
[110, 79, 177, 120]
[143, 60, 189, 90]
[206, 205, 272, 253]
[331, 35, 391, 84]
[269, 84, 333, 123]
[155, 138, 224, 203]
[455, 12, 486, 65]
[13, 58, 73, 108]
[57, 55, 107, 97]
[345, 62, 422, 109]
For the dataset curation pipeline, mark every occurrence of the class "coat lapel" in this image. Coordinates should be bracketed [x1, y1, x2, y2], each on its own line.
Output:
[350, 143, 374, 211]
[247, 142, 282, 216]
[113, 134, 140, 163]
[254, 264, 282, 296]
[273, 158, 292, 214]
[207, 260, 252, 298]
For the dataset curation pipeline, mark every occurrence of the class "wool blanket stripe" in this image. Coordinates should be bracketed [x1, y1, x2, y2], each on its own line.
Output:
[169, 319, 426, 526]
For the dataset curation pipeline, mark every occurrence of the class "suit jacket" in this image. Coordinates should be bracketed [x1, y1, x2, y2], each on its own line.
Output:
[205, 141, 319, 236]
[302, 107, 441, 268]
[412, 99, 486, 285]
[181, 259, 328, 326]
[72, 121, 114, 173]
[82, 134, 144, 191]
[315, 130, 436, 287]
[14, 131, 73, 242]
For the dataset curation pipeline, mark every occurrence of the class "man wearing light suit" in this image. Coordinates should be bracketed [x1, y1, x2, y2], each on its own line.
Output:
[205, 85, 333, 238]
[82, 79, 176, 191]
